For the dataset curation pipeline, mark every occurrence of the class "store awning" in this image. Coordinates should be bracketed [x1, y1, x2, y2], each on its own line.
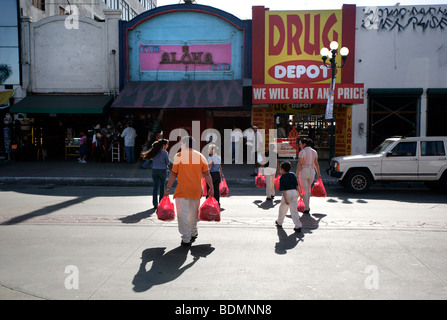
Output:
[112, 80, 243, 109]
[9, 95, 113, 114]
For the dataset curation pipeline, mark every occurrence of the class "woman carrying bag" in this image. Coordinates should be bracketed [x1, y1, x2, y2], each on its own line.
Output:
[207, 144, 224, 208]
[141, 139, 171, 209]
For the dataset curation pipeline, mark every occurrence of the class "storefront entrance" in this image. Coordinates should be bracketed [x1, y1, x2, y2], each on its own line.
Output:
[253, 103, 353, 160]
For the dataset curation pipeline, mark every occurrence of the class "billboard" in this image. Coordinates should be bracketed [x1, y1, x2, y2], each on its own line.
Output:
[265, 10, 343, 85]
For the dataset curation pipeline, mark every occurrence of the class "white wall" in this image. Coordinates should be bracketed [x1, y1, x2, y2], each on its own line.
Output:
[20, 9, 121, 95]
[352, 4, 447, 154]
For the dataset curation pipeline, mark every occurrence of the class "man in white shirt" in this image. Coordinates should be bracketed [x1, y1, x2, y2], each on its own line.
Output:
[231, 126, 244, 163]
[244, 125, 264, 176]
[121, 122, 137, 163]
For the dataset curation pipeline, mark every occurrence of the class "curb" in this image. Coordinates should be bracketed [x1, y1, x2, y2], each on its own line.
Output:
[0, 177, 340, 187]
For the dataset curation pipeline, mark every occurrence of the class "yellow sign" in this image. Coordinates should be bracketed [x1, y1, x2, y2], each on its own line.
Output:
[265, 10, 343, 85]
[335, 106, 352, 157]
[270, 103, 326, 114]
[0, 90, 14, 109]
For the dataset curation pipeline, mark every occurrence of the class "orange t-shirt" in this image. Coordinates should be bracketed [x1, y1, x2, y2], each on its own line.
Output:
[172, 149, 209, 200]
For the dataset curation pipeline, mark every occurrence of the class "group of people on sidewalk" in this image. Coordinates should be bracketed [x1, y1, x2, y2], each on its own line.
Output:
[142, 134, 321, 247]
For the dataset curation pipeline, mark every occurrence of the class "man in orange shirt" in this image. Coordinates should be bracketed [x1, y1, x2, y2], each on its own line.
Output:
[164, 136, 214, 246]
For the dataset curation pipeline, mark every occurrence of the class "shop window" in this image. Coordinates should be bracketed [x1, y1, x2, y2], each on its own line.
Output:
[32, 0, 45, 11]
[367, 89, 422, 152]
[427, 90, 447, 136]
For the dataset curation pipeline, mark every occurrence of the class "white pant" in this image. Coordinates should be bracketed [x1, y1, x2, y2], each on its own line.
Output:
[299, 168, 315, 211]
[262, 167, 276, 198]
[277, 189, 302, 228]
[175, 198, 200, 243]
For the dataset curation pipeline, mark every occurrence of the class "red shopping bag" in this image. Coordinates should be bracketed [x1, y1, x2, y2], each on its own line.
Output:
[311, 177, 327, 197]
[220, 177, 229, 197]
[274, 174, 281, 191]
[255, 172, 265, 188]
[297, 198, 305, 213]
[199, 196, 221, 222]
[202, 177, 207, 197]
[156, 196, 176, 221]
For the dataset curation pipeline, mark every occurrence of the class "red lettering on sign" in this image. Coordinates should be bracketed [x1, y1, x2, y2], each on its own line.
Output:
[269, 15, 285, 55]
[268, 13, 340, 57]
[304, 14, 320, 55]
[287, 15, 303, 55]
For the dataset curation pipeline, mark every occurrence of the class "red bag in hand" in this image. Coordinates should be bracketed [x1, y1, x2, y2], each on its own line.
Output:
[156, 196, 176, 221]
[311, 177, 327, 197]
[199, 196, 221, 222]
[274, 174, 282, 191]
[202, 177, 207, 197]
[255, 172, 265, 188]
[220, 177, 229, 197]
[297, 198, 305, 213]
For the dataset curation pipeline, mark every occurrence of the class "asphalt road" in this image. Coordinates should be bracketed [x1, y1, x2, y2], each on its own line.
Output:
[1, 184, 447, 300]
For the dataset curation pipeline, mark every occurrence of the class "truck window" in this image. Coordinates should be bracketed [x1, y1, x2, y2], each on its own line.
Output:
[421, 141, 446, 156]
[390, 142, 416, 156]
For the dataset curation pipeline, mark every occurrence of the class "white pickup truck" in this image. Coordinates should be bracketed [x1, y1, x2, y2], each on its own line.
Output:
[327, 137, 447, 193]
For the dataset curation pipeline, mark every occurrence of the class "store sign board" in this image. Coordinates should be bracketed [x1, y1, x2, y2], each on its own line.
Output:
[265, 10, 343, 84]
[335, 106, 352, 157]
[253, 84, 364, 104]
[140, 43, 232, 72]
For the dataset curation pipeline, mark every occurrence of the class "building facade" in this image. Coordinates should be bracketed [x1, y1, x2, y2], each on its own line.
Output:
[20, 0, 156, 22]
[354, 4, 447, 154]
[112, 3, 252, 154]
[251, 5, 361, 160]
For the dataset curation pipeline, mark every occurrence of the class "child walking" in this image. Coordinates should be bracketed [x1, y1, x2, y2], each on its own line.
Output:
[276, 161, 302, 232]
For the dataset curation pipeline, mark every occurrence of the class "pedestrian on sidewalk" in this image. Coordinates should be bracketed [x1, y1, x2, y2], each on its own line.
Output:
[276, 161, 302, 232]
[78, 131, 87, 164]
[296, 138, 321, 215]
[164, 136, 214, 246]
[262, 143, 279, 201]
[142, 139, 171, 209]
[231, 126, 243, 163]
[207, 144, 224, 207]
[244, 125, 264, 176]
[121, 121, 137, 163]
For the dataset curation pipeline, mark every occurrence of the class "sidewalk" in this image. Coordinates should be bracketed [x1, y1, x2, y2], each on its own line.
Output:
[0, 158, 337, 186]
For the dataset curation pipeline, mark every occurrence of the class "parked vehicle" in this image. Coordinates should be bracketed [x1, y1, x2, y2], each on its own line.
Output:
[327, 137, 447, 193]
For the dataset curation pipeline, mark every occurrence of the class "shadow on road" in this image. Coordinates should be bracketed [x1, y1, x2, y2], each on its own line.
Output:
[275, 213, 326, 255]
[132, 244, 215, 293]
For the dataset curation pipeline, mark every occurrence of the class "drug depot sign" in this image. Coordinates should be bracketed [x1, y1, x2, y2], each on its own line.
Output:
[253, 8, 363, 104]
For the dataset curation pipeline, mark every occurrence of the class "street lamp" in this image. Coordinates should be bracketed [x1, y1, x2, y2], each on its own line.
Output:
[320, 41, 349, 161]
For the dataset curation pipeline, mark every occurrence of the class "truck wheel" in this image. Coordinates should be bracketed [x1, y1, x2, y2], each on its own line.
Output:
[344, 170, 371, 193]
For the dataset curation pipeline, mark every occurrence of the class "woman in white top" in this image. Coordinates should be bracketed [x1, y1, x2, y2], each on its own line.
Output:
[296, 138, 321, 214]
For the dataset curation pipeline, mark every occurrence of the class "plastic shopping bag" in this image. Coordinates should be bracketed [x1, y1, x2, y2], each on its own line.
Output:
[202, 177, 207, 197]
[311, 177, 327, 197]
[255, 172, 265, 188]
[220, 177, 229, 197]
[274, 174, 282, 191]
[297, 198, 305, 213]
[156, 196, 176, 221]
[199, 196, 221, 222]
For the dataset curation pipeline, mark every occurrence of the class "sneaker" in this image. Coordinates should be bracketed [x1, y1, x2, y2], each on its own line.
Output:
[191, 235, 197, 243]
[266, 196, 272, 201]
[181, 240, 191, 247]
[303, 210, 310, 215]
[294, 227, 302, 233]
[77, 158, 82, 162]
[275, 221, 282, 228]
[80, 160, 87, 164]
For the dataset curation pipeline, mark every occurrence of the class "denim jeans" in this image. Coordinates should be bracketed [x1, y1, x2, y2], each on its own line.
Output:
[152, 169, 167, 207]
[125, 146, 135, 163]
